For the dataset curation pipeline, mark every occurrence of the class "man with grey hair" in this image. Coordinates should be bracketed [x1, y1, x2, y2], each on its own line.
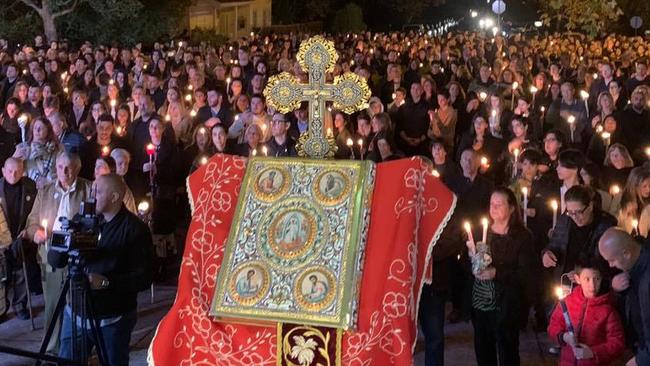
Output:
[25, 151, 93, 353]
[49, 111, 85, 154]
[599, 228, 650, 366]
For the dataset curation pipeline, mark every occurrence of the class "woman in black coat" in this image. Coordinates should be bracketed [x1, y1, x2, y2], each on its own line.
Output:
[466, 187, 534, 366]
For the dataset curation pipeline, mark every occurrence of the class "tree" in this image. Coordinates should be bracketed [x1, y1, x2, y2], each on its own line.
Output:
[18, 0, 83, 42]
[539, 0, 623, 37]
[385, 0, 445, 24]
[330, 3, 366, 33]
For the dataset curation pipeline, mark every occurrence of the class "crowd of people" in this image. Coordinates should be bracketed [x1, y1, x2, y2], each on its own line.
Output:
[1, 28, 650, 365]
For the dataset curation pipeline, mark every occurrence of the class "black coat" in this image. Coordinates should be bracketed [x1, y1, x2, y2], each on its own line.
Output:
[463, 225, 535, 324]
[545, 211, 617, 283]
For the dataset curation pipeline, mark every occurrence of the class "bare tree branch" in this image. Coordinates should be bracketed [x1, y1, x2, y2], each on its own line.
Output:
[52, 0, 80, 18]
[19, 0, 42, 13]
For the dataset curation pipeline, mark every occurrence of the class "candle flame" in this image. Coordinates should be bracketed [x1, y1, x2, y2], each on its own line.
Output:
[567, 115, 576, 124]
[521, 186, 528, 195]
[346, 138, 353, 147]
[137, 201, 149, 213]
[555, 286, 566, 300]
[610, 185, 620, 195]
[580, 90, 589, 100]
[530, 86, 538, 93]
[463, 221, 472, 233]
[550, 200, 559, 210]
[431, 169, 440, 177]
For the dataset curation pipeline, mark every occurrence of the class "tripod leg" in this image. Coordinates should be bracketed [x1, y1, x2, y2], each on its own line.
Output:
[83, 281, 109, 366]
[18, 243, 36, 330]
[35, 277, 69, 366]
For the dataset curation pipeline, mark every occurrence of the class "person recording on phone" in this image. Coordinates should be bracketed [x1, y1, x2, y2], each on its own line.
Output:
[47, 173, 154, 365]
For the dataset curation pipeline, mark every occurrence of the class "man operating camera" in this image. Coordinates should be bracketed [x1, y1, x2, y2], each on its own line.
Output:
[48, 174, 154, 365]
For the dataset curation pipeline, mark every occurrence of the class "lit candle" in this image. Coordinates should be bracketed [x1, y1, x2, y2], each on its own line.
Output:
[522, 186, 529, 226]
[226, 77, 231, 92]
[580, 90, 590, 116]
[165, 114, 171, 122]
[480, 156, 490, 170]
[512, 148, 520, 179]
[346, 138, 355, 160]
[550, 200, 559, 229]
[357, 138, 364, 160]
[609, 184, 620, 196]
[555, 286, 575, 335]
[645, 146, 650, 159]
[511, 81, 519, 106]
[184, 94, 192, 102]
[464, 221, 476, 250]
[17, 114, 28, 142]
[41, 219, 48, 239]
[116, 126, 124, 136]
[146, 143, 155, 168]
[101, 146, 110, 157]
[632, 218, 639, 235]
[530, 86, 538, 105]
[431, 169, 440, 178]
[481, 217, 489, 244]
[137, 201, 149, 216]
[326, 128, 333, 137]
[200, 156, 208, 165]
[262, 146, 268, 156]
[601, 131, 611, 146]
[251, 149, 257, 157]
[190, 109, 197, 117]
[567, 115, 576, 143]
[479, 92, 488, 102]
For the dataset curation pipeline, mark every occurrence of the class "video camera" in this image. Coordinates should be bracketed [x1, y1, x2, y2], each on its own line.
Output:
[50, 199, 103, 254]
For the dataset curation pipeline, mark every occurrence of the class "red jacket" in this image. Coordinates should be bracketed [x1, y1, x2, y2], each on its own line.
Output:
[547, 286, 625, 366]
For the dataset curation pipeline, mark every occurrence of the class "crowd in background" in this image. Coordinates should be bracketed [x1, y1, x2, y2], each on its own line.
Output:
[2, 29, 650, 365]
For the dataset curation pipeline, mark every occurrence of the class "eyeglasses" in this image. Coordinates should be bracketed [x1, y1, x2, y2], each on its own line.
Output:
[565, 204, 591, 217]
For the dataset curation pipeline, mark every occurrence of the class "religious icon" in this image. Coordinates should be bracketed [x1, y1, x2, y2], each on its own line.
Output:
[274, 211, 309, 253]
[302, 273, 329, 303]
[316, 171, 347, 203]
[234, 267, 262, 298]
[257, 169, 283, 194]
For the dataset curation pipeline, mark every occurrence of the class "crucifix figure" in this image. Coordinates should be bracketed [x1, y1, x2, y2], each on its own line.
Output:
[264, 36, 371, 159]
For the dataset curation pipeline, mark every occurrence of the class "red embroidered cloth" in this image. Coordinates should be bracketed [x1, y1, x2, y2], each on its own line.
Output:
[148, 154, 455, 366]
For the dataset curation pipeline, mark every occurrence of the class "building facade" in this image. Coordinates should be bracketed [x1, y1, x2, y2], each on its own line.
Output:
[188, 0, 272, 39]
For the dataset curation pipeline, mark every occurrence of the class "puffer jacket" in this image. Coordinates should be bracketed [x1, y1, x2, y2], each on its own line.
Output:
[547, 286, 625, 366]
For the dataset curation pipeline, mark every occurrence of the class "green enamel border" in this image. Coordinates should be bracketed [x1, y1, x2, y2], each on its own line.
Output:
[210, 157, 375, 329]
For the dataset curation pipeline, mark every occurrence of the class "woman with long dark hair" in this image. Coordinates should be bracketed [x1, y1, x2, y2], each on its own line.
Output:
[468, 187, 534, 366]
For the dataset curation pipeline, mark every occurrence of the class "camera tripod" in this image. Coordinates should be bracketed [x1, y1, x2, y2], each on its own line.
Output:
[35, 255, 110, 366]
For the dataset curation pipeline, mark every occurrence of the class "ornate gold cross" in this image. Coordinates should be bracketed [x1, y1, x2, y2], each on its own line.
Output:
[264, 36, 371, 159]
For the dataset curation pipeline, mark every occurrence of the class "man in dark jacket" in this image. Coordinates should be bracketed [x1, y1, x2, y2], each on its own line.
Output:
[395, 81, 431, 157]
[49, 174, 154, 365]
[0, 158, 37, 320]
[599, 228, 650, 366]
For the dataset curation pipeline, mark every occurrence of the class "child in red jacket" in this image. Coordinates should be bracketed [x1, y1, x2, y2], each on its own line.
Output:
[547, 261, 625, 366]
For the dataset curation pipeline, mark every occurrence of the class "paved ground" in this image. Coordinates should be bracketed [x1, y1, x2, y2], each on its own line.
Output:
[0, 283, 559, 366]
[0, 283, 176, 366]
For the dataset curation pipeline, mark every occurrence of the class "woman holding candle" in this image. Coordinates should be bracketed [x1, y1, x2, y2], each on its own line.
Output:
[601, 143, 634, 189]
[547, 258, 625, 366]
[586, 114, 625, 166]
[13, 117, 62, 189]
[618, 167, 650, 237]
[468, 187, 534, 366]
[333, 111, 354, 159]
[456, 114, 503, 164]
[543, 186, 617, 294]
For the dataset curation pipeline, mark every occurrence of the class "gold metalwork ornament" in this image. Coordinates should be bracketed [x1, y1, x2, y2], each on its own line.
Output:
[296, 35, 338, 73]
[263, 36, 370, 159]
